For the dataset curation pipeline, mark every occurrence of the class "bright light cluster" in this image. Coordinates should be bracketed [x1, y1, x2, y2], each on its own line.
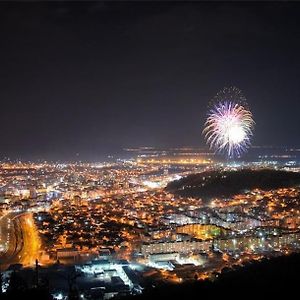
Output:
[203, 88, 254, 158]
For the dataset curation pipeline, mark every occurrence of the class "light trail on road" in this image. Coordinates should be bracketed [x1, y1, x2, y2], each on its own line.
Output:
[0, 212, 41, 270]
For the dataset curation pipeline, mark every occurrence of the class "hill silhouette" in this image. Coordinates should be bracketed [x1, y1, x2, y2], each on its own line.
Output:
[123, 253, 300, 299]
[166, 169, 300, 200]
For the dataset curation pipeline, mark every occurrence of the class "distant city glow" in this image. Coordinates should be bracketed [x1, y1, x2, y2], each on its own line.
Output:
[203, 87, 255, 158]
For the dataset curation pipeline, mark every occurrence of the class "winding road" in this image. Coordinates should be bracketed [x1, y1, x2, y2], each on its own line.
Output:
[0, 211, 41, 271]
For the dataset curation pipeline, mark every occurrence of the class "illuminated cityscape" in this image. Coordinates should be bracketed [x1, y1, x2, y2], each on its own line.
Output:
[1, 146, 300, 298]
[1, 1, 300, 299]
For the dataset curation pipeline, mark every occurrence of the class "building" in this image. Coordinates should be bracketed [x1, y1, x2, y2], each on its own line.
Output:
[56, 248, 78, 260]
[141, 239, 212, 256]
[213, 232, 300, 253]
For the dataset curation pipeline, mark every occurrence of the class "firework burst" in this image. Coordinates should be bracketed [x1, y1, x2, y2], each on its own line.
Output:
[203, 87, 255, 158]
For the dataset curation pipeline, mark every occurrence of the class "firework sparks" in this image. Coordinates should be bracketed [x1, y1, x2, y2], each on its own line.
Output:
[203, 87, 255, 158]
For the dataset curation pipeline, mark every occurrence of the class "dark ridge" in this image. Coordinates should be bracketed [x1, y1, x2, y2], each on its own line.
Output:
[1, 254, 300, 299]
[122, 253, 300, 299]
[166, 169, 300, 200]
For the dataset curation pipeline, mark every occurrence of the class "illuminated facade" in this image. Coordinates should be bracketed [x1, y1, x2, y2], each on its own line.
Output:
[141, 240, 212, 256]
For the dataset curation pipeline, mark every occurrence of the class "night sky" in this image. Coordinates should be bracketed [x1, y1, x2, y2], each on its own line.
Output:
[1, 2, 300, 161]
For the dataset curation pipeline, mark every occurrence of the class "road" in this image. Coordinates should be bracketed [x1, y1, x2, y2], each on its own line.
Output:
[0, 211, 41, 270]
[0, 212, 21, 261]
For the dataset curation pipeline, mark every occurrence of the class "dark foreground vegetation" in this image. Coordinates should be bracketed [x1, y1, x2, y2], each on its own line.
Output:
[1, 253, 300, 299]
[127, 253, 300, 299]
